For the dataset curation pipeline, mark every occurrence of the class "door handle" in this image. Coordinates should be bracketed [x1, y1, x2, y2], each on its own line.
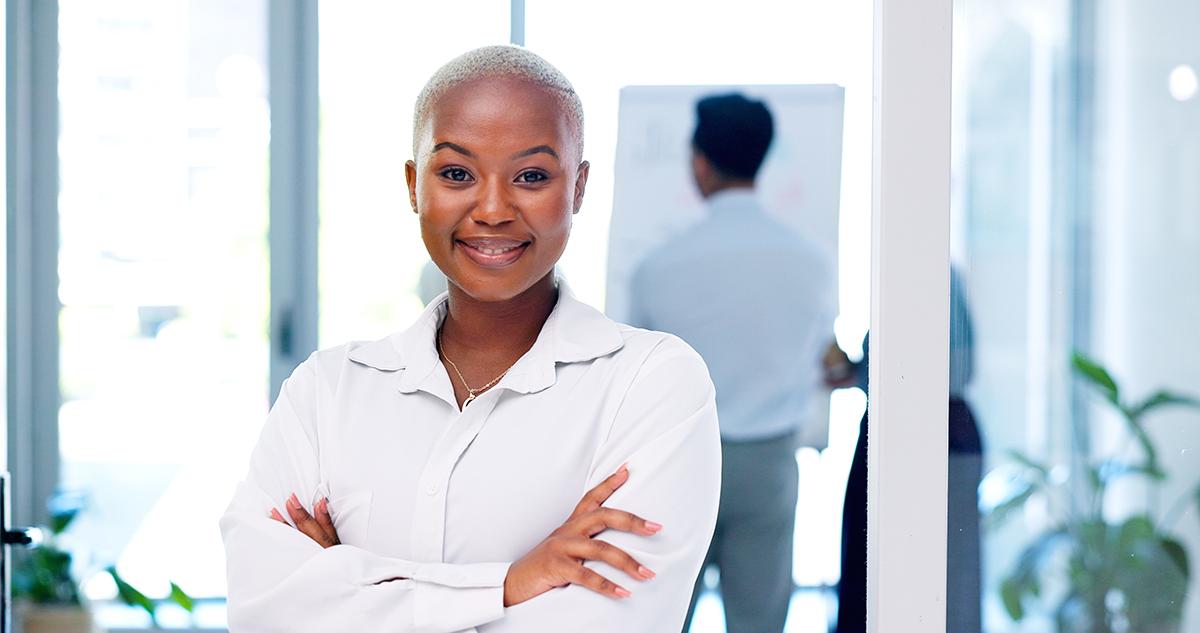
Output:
[1, 527, 42, 548]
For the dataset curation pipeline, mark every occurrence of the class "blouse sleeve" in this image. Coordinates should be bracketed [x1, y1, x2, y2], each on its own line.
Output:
[496, 334, 722, 631]
[220, 354, 510, 633]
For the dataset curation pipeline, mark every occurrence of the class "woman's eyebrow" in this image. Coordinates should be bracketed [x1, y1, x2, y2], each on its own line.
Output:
[509, 145, 559, 160]
[432, 141, 474, 157]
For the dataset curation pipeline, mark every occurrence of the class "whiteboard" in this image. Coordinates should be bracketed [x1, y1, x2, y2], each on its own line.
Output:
[605, 84, 844, 323]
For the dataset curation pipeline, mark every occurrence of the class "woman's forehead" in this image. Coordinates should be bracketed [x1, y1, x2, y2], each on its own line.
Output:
[436, 78, 565, 124]
[421, 77, 580, 157]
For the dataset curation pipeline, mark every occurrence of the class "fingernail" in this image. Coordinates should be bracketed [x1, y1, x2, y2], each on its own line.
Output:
[320, 497, 329, 511]
[287, 493, 300, 508]
[638, 566, 656, 579]
[644, 521, 663, 532]
[614, 586, 632, 598]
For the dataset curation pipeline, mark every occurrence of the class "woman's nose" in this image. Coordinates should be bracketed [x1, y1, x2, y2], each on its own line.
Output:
[470, 177, 517, 226]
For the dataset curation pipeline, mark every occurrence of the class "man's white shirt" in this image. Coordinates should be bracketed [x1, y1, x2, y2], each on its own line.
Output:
[628, 189, 834, 445]
[220, 283, 721, 632]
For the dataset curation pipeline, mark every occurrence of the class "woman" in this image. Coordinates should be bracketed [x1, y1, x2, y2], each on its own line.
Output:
[220, 45, 721, 632]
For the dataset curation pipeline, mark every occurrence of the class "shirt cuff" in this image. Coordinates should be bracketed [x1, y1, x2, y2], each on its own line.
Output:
[412, 561, 511, 631]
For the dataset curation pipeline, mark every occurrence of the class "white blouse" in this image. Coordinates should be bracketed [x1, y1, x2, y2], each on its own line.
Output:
[220, 284, 722, 632]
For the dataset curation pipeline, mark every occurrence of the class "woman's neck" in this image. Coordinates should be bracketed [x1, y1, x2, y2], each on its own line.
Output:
[441, 272, 558, 355]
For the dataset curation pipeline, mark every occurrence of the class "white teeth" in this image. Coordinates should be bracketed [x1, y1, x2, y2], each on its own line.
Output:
[476, 245, 518, 256]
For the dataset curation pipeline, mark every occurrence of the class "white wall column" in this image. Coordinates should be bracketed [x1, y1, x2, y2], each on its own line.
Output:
[869, 0, 952, 630]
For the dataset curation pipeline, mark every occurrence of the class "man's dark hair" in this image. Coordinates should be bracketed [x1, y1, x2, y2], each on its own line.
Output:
[691, 93, 775, 180]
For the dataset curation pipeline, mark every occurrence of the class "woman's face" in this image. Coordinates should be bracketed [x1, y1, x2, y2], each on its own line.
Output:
[406, 77, 589, 303]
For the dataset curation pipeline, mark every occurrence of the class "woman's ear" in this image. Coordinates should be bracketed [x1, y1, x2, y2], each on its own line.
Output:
[572, 160, 590, 214]
[405, 160, 419, 214]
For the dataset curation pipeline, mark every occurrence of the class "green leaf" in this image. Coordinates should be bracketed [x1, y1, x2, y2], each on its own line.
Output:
[1000, 527, 1068, 621]
[1118, 516, 1155, 548]
[169, 582, 195, 612]
[106, 566, 158, 625]
[1160, 537, 1190, 583]
[1123, 418, 1162, 477]
[1128, 390, 1200, 419]
[48, 508, 79, 536]
[1073, 352, 1120, 405]
[1000, 577, 1025, 620]
[13, 546, 81, 605]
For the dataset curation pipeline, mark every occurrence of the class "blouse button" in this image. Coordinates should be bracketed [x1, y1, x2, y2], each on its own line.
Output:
[426, 485, 439, 496]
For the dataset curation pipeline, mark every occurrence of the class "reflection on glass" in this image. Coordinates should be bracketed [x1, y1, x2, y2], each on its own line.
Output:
[58, 0, 270, 604]
[954, 0, 1200, 631]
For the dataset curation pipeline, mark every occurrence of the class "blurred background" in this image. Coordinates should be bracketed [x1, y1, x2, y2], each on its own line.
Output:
[4, 0, 1198, 632]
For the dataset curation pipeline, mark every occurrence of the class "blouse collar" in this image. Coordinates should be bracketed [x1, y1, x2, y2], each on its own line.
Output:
[346, 278, 625, 398]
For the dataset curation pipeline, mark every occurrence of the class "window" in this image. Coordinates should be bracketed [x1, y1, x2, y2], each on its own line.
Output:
[317, 0, 510, 347]
[57, 0, 270, 605]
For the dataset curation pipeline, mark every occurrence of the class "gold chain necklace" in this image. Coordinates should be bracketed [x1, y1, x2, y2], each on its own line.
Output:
[436, 326, 514, 407]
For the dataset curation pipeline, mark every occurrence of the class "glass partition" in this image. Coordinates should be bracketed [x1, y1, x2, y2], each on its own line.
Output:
[944, 1, 1200, 632]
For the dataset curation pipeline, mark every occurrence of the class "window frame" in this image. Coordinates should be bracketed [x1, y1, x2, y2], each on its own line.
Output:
[268, 0, 320, 403]
[6, 0, 60, 531]
[866, 0, 952, 630]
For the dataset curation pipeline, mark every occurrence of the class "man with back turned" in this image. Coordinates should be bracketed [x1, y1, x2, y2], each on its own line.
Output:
[628, 93, 834, 633]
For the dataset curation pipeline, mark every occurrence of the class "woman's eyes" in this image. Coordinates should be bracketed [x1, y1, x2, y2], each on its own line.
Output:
[439, 167, 473, 182]
[516, 170, 549, 184]
[435, 167, 548, 184]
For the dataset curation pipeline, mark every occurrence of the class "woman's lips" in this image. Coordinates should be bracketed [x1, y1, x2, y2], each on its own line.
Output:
[456, 237, 531, 269]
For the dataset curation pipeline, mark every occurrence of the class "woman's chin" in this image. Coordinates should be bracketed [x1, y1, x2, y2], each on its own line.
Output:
[448, 269, 555, 304]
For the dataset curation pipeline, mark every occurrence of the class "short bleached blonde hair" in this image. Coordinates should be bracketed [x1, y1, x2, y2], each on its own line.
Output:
[412, 45, 585, 160]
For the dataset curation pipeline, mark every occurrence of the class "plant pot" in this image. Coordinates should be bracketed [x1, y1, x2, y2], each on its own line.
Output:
[15, 603, 104, 633]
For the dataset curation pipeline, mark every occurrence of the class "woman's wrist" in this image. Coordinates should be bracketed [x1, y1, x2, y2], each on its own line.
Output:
[502, 559, 524, 607]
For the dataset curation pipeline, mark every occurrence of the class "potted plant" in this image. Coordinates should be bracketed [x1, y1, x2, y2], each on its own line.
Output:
[985, 352, 1200, 633]
[13, 494, 195, 632]
[13, 500, 101, 633]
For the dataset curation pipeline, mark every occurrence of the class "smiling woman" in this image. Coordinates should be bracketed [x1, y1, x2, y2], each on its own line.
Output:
[220, 45, 722, 632]
[407, 50, 587, 305]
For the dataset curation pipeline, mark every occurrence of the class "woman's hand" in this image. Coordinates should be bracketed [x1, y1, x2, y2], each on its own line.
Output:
[270, 493, 340, 549]
[503, 466, 661, 608]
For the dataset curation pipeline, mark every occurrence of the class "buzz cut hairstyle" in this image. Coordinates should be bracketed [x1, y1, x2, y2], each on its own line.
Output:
[412, 45, 585, 160]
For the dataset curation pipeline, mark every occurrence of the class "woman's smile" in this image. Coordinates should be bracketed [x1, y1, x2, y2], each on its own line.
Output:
[456, 235, 532, 269]
[406, 74, 588, 303]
